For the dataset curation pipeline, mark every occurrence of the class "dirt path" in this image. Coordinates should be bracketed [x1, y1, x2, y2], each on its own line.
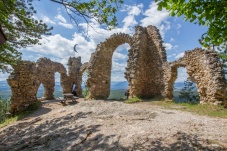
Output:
[0, 99, 227, 151]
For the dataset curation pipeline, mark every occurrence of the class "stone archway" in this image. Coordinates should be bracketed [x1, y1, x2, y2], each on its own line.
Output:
[87, 25, 167, 99]
[36, 58, 67, 100]
[7, 57, 83, 114]
[163, 48, 227, 105]
[163, 58, 186, 99]
[79, 62, 89, 97]
[87, 33, 133, 99]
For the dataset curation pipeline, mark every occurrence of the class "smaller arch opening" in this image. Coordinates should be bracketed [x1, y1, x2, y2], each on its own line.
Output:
[82, 70, 89, 98]
[37, 84, 44, 98]
[173, 67, 199, 103]
[54, 72, 63, 98]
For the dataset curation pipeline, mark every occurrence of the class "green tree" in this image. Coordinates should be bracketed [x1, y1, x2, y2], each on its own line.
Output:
[50, 0, 124, 30]
[155, 0, 227, 47]
[179, 78, 199, 104]
[0, 0, 124, 73]
[217, 43, 227, 81]
[0, 0, 52, 72]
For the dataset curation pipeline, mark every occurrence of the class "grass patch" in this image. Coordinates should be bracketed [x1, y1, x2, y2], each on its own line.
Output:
[0, 101, 41, 128]
[124, 97, 142, 104]
[149, 100, 227, 118]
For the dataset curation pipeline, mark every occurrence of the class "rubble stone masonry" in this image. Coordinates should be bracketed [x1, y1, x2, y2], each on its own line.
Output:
[7, 25, 227, 114]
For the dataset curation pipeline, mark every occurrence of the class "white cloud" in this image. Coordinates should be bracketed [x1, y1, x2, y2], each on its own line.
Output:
[140, 2, 169, 27]
[173, 45, 179, 49]
[55, 13, 73, 29]
[170, 38, 175, 42]
[0, 73, 9, 81]
[167, 53, 176, 58]
[159, 21, 171, 38]
[175, 68, 188, 82]
[42, 16, 56, 24]
[175, 52, 185, 59]
[140, 2, 170, 38]
[177, 24, 182, 29]
[58, 22, 73, 29]
[121, 4, 143, 15]
[163, 43, 172, 50]
[55, 13, 67, 23]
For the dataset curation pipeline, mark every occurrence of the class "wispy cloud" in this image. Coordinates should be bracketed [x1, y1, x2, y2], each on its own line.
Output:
[55, 13, 73, 29]
[175, 52, 185, 59]
[140, 2, 170, 38]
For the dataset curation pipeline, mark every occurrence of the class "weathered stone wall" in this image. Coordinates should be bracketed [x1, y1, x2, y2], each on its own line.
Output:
[87, 33, 133, 99]
[163, 48, 227, 105]
[7, 24, 227, 112]
[87, 25, 166, 99]
[7, 61, 40, 114]
[61, 57, 82, 96]
[87, 25, 226, 106]
[36, 58, 67, 99]
[125, 26, 166, 98]
[7, 57, 83, 114]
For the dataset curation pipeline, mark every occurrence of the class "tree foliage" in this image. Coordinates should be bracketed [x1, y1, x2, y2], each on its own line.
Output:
[217, 43, 227, 81]
[0, 99, 10, 124]
[0, 0, 124, 73]
[155, 0, 227, 47]
[0, 0, 52, 72]
[50, 0, 124, 30]
[179, 78, 200, 104]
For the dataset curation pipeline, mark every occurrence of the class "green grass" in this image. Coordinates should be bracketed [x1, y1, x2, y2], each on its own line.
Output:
[0, 101, 41, 128]
[149, 100, 227, 118]
[108, 89, 126, 100]
[124, 97, 142, 103]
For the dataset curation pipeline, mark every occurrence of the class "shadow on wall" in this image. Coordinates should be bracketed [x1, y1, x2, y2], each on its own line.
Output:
[0, 111, 225, 150]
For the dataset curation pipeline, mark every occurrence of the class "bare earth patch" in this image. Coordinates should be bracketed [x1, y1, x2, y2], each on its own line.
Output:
[0, 99, 227, 151]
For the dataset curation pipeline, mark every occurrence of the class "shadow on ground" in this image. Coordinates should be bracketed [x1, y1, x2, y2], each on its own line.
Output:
[0, 110, 226, 151]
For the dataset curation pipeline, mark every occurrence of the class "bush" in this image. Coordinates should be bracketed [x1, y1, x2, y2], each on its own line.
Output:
[0, 99, 10, 123]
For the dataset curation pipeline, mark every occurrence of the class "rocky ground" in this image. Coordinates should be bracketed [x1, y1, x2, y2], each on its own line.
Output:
[0, 98, 227, 151]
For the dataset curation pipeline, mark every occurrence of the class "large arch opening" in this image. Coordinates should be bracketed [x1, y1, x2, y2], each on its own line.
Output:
[108, 44, 130, 100]
[87, 33, 133, 99]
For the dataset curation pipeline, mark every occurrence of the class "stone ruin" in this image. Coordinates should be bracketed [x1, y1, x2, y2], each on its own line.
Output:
[7, 25, 227, 114]
[7, 57, 88, 114]
[86, 25, 227, 106]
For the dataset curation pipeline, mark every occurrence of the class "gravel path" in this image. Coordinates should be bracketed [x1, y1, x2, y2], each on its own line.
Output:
[0, 99, 227, 151]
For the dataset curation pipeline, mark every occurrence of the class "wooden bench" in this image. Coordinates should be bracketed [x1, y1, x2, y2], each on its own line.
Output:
[58, 97, 66, 103]
[72, 96, 79, 102]
[58, 95, 79, 103]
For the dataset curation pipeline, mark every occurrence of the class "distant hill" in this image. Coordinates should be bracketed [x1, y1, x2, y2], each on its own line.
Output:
[0, 80, 194, 100]
[111, 81, 128, 90]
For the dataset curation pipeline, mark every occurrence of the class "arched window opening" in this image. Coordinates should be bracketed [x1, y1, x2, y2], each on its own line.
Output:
[108, 43, 130, 100]
[54, 72, 63, 98]
[82, 70, 88, 98]
[174, 67, 199, 103]
[37, 84, 44, 98]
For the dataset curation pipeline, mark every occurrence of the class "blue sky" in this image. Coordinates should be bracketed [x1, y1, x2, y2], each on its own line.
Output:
[0, 0, 208, 82]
